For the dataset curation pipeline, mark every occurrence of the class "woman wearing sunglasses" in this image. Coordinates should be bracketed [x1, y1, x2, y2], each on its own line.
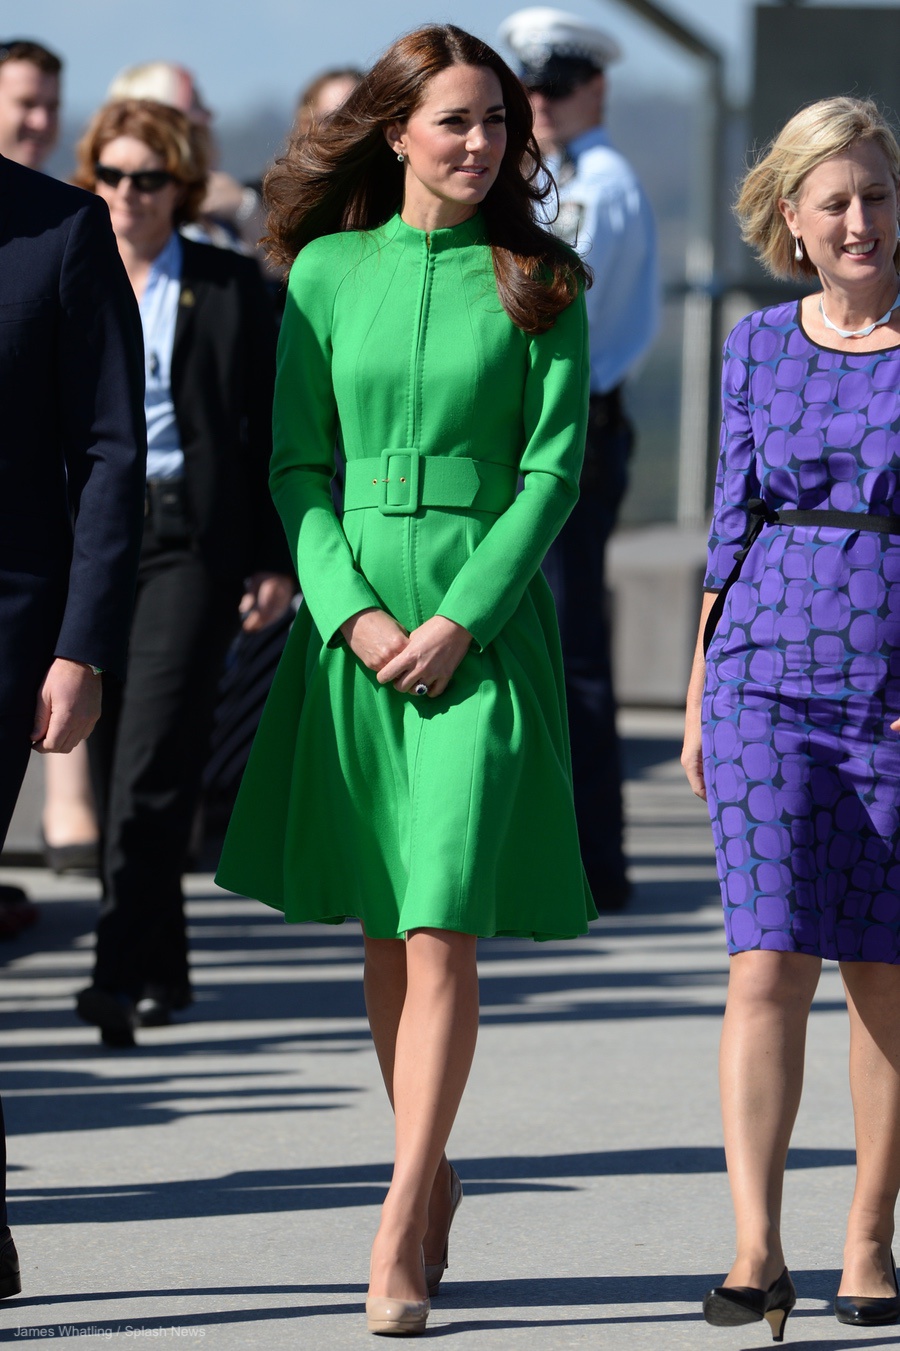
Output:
[71, 98, 294, 1047]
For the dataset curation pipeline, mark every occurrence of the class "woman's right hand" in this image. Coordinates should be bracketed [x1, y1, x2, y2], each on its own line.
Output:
[681, 592, 717, 801]
[681, 705, 706, 801]
[340, 608, 409, 672]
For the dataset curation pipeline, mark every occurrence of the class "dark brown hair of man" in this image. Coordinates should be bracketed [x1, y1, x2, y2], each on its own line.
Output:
[295, 67, 363, 137]
[0, 39, 62, 75]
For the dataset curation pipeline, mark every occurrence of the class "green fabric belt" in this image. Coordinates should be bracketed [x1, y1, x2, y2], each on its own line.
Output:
[343, 451, 517, 517]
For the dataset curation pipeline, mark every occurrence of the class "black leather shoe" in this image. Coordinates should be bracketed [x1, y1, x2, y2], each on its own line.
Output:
[0, 1234, 21, 1299]
[703, 1267, 796, 1342]
[135, 982, 192, 1027]
[75, 986, 137, 1048]
[835, 1254, 900, 1326]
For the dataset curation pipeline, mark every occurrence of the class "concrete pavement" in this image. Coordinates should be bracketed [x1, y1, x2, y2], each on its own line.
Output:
[0, 711, 893, 1348]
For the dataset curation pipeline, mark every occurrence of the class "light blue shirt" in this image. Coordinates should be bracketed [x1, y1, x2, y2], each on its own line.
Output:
[139, 231, 184, 481]
[547, 126, 660, 395]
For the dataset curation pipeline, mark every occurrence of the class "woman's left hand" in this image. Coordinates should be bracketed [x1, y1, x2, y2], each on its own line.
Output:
[376, 615, 473, 698]
[892, 717, 900, 733]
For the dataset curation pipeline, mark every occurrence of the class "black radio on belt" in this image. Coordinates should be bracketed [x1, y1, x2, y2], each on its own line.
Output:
[145, 478, 192, 544]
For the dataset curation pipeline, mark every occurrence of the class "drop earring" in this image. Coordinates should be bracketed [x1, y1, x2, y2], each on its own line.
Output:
[794, 236, 803, 262]
[397, 152, 404, 163]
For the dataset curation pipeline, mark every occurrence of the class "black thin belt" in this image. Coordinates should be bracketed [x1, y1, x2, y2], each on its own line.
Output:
[703, 498, 900, 654]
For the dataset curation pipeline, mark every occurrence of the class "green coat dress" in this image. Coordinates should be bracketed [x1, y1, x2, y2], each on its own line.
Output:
[216, 211, 597, 940]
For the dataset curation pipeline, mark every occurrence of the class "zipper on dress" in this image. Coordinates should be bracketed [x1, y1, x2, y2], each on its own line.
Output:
[408, 235, 431, 447]
[403, 233, 432, 628]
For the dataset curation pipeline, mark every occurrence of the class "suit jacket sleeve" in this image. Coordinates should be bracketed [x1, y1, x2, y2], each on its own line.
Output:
[54, 195, 147, 680]
[437, 288, 589, 649]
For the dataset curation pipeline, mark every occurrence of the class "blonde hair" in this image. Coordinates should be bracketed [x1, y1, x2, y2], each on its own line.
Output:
[736, 96, 900, 280]
[107, 62, 202, 117]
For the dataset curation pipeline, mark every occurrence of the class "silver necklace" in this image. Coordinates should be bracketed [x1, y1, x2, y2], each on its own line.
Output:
[819, 283, 900, 339]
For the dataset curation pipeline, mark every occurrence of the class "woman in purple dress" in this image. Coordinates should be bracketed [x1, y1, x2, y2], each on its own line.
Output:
[683, 96, 900, 1339]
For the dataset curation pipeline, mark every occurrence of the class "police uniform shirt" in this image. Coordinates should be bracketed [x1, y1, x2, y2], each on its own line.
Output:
[548, 125, 660, 396]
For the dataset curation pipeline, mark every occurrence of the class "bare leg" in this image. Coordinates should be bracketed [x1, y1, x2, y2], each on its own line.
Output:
[42, 744, 98, 847]
[719, 950, 821, 1288]
[838, 961, 900, 1298]
[368, 928, 479, 1301]
[363, 932, 462, 1269]
[363, 933, 407, 1100]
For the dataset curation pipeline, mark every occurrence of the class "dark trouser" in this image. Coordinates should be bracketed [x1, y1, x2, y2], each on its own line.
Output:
[0, 717, 32, 1235]
[0, 567, 65, 1238]
[0, 1096, 7, 1236]
[88, 521, 239, 999]
[0, 718, 32, 860]
[542, 388, 632, 896]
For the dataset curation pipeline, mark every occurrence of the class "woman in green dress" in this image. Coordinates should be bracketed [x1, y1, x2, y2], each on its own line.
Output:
[217, 23, 594, 1336]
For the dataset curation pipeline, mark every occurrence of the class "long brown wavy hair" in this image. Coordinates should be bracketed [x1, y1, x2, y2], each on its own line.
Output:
[264, 24, 589, 334]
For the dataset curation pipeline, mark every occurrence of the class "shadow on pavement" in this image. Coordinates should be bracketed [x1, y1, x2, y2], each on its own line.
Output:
[8, 1145, 855, 1225]
[5, 1272, 892, 1350]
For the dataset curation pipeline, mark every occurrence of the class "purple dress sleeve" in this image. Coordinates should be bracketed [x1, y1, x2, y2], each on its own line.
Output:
[704, 315, 761, 591]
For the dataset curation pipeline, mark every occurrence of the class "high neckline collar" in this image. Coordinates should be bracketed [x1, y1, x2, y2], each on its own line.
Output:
[385, 211, 488, 252]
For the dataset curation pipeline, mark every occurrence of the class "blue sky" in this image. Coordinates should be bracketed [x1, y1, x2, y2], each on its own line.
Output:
[24, 0, 900, 129]
[24, 0, 756, 124]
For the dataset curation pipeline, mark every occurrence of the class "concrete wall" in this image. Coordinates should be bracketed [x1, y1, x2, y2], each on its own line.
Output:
[607, 524, 707, 707]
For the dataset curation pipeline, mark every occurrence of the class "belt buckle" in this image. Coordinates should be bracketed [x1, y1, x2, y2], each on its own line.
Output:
[378, 448, 421, 516]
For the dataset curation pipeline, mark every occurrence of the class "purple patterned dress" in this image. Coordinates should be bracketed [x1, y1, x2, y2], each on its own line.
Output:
[703, 300, 900, 962]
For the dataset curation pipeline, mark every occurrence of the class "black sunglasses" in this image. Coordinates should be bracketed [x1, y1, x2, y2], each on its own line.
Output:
[95, 164, 176, 193]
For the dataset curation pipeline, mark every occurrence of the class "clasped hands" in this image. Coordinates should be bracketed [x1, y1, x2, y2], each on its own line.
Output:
[340, 608, 472, 698]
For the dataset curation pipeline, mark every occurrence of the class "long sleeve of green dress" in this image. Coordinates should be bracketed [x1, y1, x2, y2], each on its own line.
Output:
[217, 212, 597, 941]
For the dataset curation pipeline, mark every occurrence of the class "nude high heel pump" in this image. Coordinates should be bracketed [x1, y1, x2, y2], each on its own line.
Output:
[424, 1165, 463, 1296]
[703, 1267, 796, 1342]
[365, 1294, 430, 1336]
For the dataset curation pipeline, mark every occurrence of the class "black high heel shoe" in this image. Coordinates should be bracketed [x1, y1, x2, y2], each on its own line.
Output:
[835, 1252, 900, 1326]
[703, 1267, 796, 1342]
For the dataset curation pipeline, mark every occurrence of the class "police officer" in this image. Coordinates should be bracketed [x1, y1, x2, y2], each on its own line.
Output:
[501, 6, 660, 908]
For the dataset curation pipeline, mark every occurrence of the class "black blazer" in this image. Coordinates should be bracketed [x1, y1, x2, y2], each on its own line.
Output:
[171, 238, 290, 584]
[0, 156, 146, 699]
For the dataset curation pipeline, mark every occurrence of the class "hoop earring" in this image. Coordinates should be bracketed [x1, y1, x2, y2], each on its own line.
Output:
[397, 152, 404, 163]
[794, 236, 803, 262]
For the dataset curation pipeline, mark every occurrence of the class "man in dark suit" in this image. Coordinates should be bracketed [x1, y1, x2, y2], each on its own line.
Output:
[0, 153, 146, 1298]
[0, 36, 66, 927]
